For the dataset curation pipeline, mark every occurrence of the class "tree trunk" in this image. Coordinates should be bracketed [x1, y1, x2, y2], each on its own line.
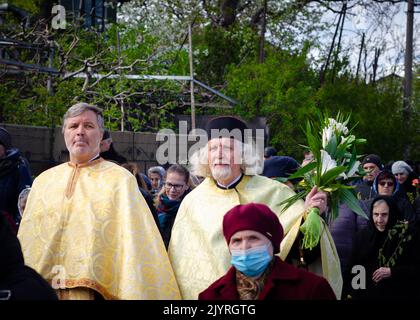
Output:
[355, 33, 365, 81]
[331, 2, 347, 83]
[319, 6, 343, 84]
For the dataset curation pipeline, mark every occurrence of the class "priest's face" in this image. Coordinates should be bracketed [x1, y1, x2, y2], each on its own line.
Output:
[208, 137, 242, 185]
[64, 110, 103, 164]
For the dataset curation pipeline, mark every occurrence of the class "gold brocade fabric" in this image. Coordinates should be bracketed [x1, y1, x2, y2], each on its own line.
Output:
[168, 175, 342, 299]
[18, 159, 181, 300]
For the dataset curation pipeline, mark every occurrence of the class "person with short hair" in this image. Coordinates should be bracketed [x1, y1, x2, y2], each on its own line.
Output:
[199, 203, 336, 300]
[99, 129, 127, 164]
[355, 154, 383, 200]
[18, 102, 180, 300]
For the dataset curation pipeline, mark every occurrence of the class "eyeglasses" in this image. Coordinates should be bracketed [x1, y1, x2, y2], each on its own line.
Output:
[164, 182, 185, 191]
[379, 181, 394, 187]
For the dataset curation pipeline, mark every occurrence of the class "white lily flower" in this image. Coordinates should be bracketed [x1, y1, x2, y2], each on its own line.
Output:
[328, 118, 349, 136]
[320, 150, 337, 174]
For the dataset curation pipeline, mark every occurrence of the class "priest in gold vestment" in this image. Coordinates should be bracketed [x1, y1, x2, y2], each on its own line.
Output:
[18, 103, 180, 300]
[168, 116, 342, 299]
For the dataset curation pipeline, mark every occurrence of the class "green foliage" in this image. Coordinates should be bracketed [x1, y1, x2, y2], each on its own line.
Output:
[225, 46, 418, 161]
[0, 20, 189, 132]
[1, 0, 39, 13]
[226, 46, 319, 157]
[193, 24, 258, 85]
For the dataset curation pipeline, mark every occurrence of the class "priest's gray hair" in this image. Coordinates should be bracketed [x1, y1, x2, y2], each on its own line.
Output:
[189, 139, 263, 177]
[62, 102, 104, 133]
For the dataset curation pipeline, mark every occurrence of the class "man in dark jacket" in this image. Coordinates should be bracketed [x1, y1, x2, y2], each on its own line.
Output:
[355, 154, 382, 200]
[0, 212, 57, 300]
[199, 203, 336, 300]
[0, 127, 32, 226]
[99, 130, 127, 164]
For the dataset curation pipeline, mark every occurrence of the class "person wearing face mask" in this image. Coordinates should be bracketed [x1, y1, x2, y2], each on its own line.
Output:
[198, 203, 336, 300]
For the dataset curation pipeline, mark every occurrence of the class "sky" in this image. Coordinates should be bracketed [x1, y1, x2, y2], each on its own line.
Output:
[313, 1, 419, 78]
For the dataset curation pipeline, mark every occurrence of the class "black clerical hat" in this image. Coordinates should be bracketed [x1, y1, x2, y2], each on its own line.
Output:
[205, 116, 248, 142]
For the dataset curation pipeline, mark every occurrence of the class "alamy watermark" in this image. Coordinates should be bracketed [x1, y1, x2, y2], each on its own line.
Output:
[155, 121, 265, 166]
[351, 265, 366, 290]
[51, 265, 67, 289]
[51, 5, 66, 30]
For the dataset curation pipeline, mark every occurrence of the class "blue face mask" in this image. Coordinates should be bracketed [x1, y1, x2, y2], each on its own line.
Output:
[230, 244, 272, 277]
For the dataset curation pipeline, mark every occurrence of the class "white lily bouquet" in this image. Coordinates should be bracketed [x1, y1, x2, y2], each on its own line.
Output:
[280, 113, 368, 250]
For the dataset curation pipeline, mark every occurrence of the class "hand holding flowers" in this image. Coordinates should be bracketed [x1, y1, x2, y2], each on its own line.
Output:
[280, 113, 368, 250]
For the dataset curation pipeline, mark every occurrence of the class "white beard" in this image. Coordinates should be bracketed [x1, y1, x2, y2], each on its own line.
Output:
[211, 165, 232, 182]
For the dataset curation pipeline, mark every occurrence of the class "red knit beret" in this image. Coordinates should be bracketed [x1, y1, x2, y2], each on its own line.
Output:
[223, 203, 284, 254]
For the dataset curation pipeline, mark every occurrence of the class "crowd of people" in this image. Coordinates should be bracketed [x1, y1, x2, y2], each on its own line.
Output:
[1, 102, 419, 300]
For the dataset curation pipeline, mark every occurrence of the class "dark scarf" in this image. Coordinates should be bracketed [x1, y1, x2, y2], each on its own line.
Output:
[156, 194, 182, 229]
[359, 196, 400, 264]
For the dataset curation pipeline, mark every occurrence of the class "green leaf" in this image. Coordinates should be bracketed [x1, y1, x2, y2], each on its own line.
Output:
[300, 207, 322, 250]
[287, 161, 317, 180]
[325, 133, 337, 157]
[279, 190, 309, 213]
[319, 166, 347, 186]
[340, 188, 368, 219]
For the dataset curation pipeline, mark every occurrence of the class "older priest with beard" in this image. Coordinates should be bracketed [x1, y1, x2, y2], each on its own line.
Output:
[18, 103, 180, 300]
[168, 116, 342, 299]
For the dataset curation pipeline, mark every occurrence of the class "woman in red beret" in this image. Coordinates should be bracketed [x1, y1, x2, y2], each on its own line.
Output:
[199, 203, 336, 300]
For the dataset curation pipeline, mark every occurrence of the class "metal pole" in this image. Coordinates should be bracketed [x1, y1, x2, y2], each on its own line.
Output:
[188, 24, 196, 130]
[46, 42, 53, 94]
[117, 27, 124, 131]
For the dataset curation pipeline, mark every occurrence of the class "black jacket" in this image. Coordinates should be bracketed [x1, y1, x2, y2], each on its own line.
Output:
[345, 196, 420, 300]
[0, 213, 57, 300]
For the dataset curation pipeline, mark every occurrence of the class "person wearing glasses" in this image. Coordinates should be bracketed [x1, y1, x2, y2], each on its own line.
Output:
[367, 170, 416, 222]
[155, 164, 191, 249]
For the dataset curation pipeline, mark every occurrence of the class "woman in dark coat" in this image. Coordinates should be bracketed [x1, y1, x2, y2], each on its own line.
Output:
[345, 195, 420, 300]
[155, 164, 190, 249]
[199, 203, 336, 300]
